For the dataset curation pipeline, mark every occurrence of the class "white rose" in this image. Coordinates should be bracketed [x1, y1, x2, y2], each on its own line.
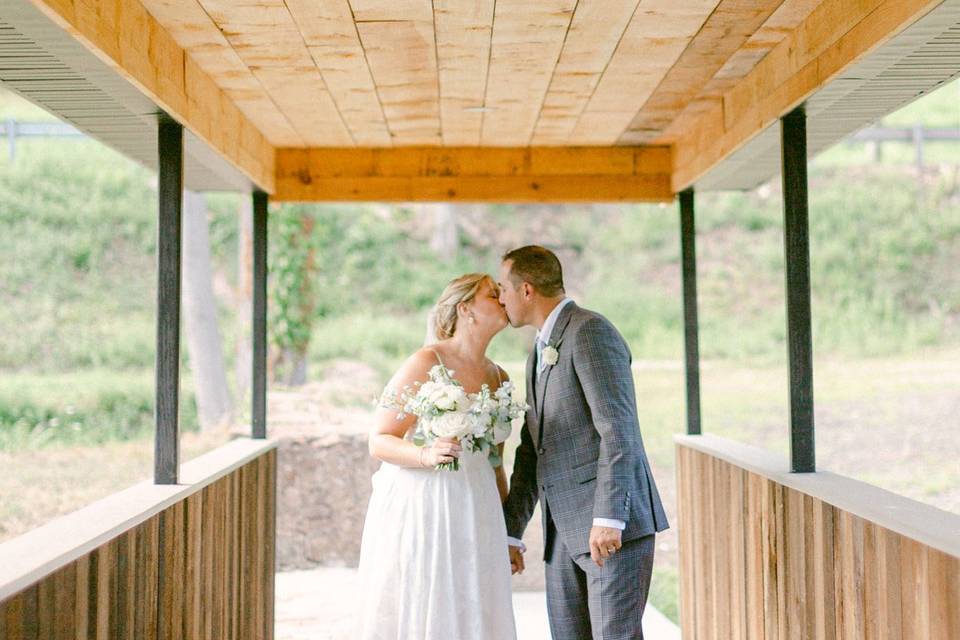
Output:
[434, 391, 456, 411]
[542, 345, 559, 366]
[427, 411, 471, 439]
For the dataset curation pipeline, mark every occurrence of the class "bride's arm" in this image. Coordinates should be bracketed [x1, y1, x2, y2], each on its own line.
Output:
[495, 444, 509, 503]
[368, 350, 461, 468]
[493, 364, 511, 503]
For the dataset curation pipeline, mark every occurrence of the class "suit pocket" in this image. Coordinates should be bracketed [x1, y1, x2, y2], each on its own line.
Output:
[573, 461, 597, 485]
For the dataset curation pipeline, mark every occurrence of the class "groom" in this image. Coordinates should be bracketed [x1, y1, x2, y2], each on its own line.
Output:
[499, 245, 669, 640]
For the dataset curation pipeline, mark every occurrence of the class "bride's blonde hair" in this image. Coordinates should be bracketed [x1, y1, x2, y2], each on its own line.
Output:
[428, 273, 494, 342]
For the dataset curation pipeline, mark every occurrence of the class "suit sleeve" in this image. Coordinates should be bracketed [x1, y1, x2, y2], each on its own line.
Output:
[572, 316, 639, 523]
[502, 415, 539, 540]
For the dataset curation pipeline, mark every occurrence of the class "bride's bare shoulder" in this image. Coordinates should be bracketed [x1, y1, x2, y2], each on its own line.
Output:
[388, 348, 442, 387]
[486, 358, 510, 384]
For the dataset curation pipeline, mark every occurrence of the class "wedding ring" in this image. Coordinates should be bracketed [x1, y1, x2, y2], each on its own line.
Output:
[607, 547, 616, 554]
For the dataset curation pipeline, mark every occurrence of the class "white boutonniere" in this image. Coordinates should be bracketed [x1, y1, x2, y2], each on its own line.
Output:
[542, 344, 559, 366]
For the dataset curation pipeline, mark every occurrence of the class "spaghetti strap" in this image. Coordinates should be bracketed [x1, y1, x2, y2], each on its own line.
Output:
[428, 348, 445, 368]
[494, 362, 502, 386]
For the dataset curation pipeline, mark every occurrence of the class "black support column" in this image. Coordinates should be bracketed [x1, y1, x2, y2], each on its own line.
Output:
[679, 189, 702, 435]
[781, 106, 816, 473]
[155, 119, 183, 484]
[252, 191, 268, 439]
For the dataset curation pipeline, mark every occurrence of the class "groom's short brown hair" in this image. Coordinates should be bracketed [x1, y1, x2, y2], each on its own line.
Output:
[502, 245, 565, 297]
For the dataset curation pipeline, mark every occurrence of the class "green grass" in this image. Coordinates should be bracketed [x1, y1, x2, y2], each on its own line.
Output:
[0, 369, 199, 450]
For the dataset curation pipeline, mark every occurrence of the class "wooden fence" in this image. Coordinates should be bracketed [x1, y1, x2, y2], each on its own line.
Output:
[0, 438, 277, 640]
[677, 434, 960, 640]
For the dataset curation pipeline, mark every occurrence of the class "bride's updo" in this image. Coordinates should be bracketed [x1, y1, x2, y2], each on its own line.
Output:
[430, 273, 494, 341]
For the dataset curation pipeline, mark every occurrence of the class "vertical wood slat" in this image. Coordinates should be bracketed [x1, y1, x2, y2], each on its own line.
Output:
[676, 443, 960, 640]
[0, 451, 276, 640]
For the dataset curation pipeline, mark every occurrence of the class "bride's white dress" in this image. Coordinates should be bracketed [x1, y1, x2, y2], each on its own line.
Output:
[356, 421, 518, 638]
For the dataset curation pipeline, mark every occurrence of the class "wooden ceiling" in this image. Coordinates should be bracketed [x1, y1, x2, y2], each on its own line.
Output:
[13, 0, 948, 199]
[136, 0, 823, 149]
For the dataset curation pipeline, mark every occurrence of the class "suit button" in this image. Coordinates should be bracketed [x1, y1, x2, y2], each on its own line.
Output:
[537, 447, 545, 455]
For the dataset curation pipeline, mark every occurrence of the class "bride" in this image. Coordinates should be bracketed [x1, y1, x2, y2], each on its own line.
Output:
[356, 273, 519, 639]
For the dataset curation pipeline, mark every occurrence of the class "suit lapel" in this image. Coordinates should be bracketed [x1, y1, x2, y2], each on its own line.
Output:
[535, 302, 578, 437]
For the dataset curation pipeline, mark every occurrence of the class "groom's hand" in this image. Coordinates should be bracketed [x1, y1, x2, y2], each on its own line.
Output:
[508, 545, 525, 574]
[589, 526, 623, 567]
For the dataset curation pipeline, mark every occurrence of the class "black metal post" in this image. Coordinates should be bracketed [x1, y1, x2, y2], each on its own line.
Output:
[155, 119, 183, 484]
[252, 191, 268, 439]
[679, 189, 702, 435]
[781, 106, 815, 473]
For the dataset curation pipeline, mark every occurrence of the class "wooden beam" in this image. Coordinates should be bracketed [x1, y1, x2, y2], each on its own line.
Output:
[671, 0, 944, 192]
[274, 146, 674, 202]
[29, 0, 276, 192]
[618, 0, 785, 145]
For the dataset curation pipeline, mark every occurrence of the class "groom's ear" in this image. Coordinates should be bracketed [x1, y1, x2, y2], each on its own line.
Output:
[521, 282, 535, 300]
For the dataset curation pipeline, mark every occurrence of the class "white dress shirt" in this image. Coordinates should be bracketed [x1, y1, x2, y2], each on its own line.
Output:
[507, 298, 625, 551]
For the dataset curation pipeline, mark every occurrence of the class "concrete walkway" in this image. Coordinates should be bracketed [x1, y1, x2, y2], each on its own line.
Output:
[276, 568, 680, 639]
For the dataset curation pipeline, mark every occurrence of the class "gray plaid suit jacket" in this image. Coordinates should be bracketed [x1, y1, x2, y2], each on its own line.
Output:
[503, 302, 669, 558]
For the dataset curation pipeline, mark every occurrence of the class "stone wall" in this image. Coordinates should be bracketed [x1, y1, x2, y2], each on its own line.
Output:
[276, 432, 380, 569]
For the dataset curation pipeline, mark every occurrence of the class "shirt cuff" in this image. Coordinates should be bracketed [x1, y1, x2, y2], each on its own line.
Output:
[593, 517, 626, 530]
[507, 536, 526, 552]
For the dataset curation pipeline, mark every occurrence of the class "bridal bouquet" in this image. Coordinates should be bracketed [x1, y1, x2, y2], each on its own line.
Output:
[381, 364, 527, 471]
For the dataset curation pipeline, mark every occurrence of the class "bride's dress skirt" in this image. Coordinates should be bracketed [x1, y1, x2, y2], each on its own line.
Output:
[356, 447, 518, 639]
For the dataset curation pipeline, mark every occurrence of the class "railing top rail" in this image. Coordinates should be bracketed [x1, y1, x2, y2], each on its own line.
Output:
[0, 437, 277, 602]
[675, 434, 960, 559]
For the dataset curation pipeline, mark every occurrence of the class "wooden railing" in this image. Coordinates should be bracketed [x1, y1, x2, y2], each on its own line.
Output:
[0, 438, 277, 639]
[676, 434, 960, 640]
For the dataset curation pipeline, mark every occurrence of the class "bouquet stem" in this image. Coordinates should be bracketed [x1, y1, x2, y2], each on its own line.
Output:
[436, 458, 460, 471]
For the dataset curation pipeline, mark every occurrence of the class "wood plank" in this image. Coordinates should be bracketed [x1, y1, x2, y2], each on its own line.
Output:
[284, 0, 392, 146]
[655, 0, 823, 146]
[139, 0, 303, 145]
[183, 492, 203, 639]
[263, 450, 277, 640]
[900, 537, 930, 640]
[194, 0, 353, 147]
[29, 0, 276, 192]
[672, 0, 944, 191]
[676, 446, 697, 640]
[73, 556, 89, 640]
[354, 0, 440, 145]
[275, 146, 673, 201]
[812, 500, 837, 640]
[529, 0, 640, 144]
[619, 0, 786, 145]
[434, 0, 495, 145]
[481, 0, 577, 145]
[744, 472, 764, 640]
[570, 0, 719, 145]
[36, 567, 54, 639]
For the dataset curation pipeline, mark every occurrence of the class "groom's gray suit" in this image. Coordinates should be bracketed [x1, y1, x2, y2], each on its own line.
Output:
[503, 301, 669, 640]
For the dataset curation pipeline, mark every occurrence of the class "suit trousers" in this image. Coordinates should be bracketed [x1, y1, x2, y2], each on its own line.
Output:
[544, 517, 656, 640]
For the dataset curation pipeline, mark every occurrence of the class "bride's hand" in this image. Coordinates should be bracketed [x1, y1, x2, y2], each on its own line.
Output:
[420, 437, 461, 467]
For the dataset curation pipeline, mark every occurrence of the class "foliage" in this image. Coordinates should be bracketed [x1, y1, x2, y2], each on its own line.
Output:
[0, 369, 199, 450]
